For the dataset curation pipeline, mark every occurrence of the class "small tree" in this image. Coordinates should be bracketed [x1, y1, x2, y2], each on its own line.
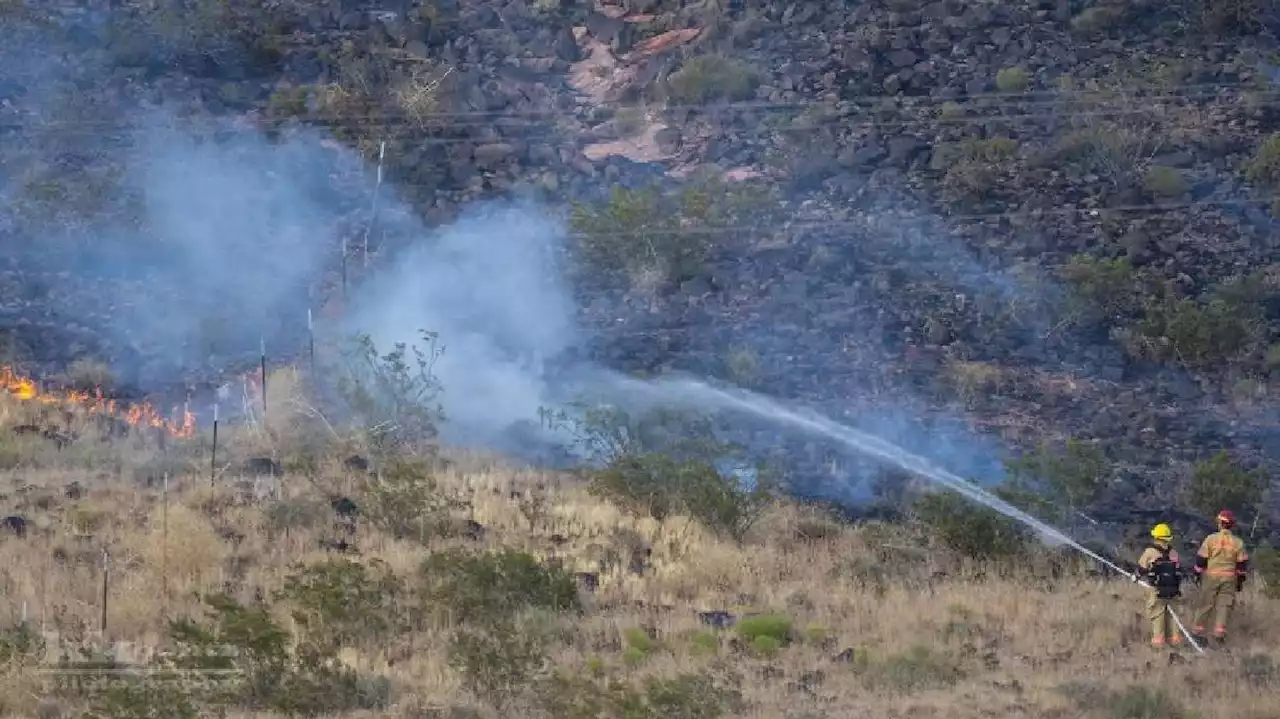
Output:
[1004, 438, 1110, 523]
[335, 329, 445, 456]
[542, 402, 777, 540]
[421, 549, 580, 625]
[359, 457, 462, 542]
[449, 619, 547, 711]
[1185, 450, 1267, 521]
[912, 492, 1030, 561]
[276, 558, 409, 652]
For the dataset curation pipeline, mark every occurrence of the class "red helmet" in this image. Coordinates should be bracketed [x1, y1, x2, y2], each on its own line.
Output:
[1216, 509, 1236, 528]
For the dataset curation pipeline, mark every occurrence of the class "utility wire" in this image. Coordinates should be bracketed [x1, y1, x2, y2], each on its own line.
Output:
[7, 98, 1277, 145]
[2, 79, 1278, 131]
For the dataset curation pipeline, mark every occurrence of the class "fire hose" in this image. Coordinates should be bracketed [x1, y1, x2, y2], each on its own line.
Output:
[1120, 568, 1205, 655]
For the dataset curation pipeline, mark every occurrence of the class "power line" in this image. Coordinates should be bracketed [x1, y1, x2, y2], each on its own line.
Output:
[7, 98, 1279, 148]
[2, 79, 1276, 132]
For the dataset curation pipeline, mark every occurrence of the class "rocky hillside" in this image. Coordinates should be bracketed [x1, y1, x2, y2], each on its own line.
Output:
[1, 0, 1278, 539]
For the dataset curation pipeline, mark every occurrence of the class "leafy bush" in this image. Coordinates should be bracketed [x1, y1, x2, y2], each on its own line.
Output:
[277, 557, 409, 651]
[1132, 293, 1263, 367]
[1185, 450, 1267, 519]
[166, 592, 388, 715]
[335, 329, 445, 455]
[81, 682, 200, 719]
[537, 672, 743, 719]
[735, 614, 793, 645]
[937, 138, 1019, 202]
[568, 178, 774, 290]
[548, 403, 775, 540]
[666, 55, 756, 104]
[1254, 546, 1280, 599]
[862, 645, 964, 693]
[1071, 4, 1129, 34]
[995, 67, 1030, 92]
[0, 624, 42, 663]
[360, 456, 461, 542]
[421, 549, 579, 625]
[1059, 254, 1146, 327]
[912, 492, 1030, 561]
[1003, 438, 1110, 519]
[449, 620, 547, 710]
[1143, 165, 1188, 198]
[1246, 133, 1280, 185]
[1104, 685, 1191, 719]
[590, 453, 772, 540]
[1201, 0, 1267, 34]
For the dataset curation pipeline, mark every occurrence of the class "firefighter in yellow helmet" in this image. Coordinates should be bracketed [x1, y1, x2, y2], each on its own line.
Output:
[1191, 509, 1250, 645]
[1135, 523, 1184, 648]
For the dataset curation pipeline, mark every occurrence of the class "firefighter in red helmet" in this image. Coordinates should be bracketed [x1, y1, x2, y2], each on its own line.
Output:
[1191, 509, 1250, 646]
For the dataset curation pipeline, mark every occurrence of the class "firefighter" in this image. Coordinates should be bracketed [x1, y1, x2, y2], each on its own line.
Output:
[1191, 509, 1250, 645]
[1135, 523, 1184, 648]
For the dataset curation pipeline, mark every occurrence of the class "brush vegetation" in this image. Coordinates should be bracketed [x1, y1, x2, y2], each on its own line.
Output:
[0, 335, 1277, 719]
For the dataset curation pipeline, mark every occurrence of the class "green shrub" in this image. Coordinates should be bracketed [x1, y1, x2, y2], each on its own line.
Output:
[687, 630, 720, 656]
[1133, 294, 1264, 367]
[0, 624, 41, 664]
[622, 646, 649, 666]
[1265, 343, 1280, 373]
[546, 403, 776, 540]
[749, 635, 782, 657]
[936, 137, 1019, 202]
[666, 55, 756, 104]
[1256, 546, 1280, 599]
[538, 672, 741, 719]
[81, 682, 200, 719]
[166, 593, 387, 714]
[1104, 685, 1191, 719]
[594, 453, 773, 540]
[449, 620, 547, 710]
[863, 645, 964, 693]
[421, 548, 579, 625]
[623, 627, 659, 653]
[1071, 5, 1128, 34]
[912, 492, 1030, 561]
[1003, 437, 1110, 519]
[1245, 133, 1280, 185]
[735, 614, 793, 645]
[724, 346, 760, 386]
[277, 557, 408, 651]
[1059, 254, 1145, 326]
[359, 457, 460, 542]
[335, 329, 445, 455]
[1185, 450, 1267, 520]
[1201, 0, 1265, 34]
[614, 105, 646, 136]
[1143, 165, 1189, 198]
[995, 67, 1030, 92]
[568, 179, 774, 290]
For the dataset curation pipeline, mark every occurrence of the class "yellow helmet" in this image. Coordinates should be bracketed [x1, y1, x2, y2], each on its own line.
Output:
[1151, 523, 1173, 540]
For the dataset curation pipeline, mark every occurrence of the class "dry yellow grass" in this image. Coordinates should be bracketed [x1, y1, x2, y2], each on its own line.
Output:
[0, 391, 1277, 719]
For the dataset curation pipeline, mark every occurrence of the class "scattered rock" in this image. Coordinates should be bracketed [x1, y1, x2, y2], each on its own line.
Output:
[244, 457, 282, 476]
[2, 515, 27, 538]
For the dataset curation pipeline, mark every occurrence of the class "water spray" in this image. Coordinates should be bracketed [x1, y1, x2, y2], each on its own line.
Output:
[635, 376, 1205, 654]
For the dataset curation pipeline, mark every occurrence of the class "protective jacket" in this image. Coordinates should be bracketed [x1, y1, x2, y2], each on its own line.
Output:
[1194, 530, 1249, 585]
[1192, 528, 1249, 641]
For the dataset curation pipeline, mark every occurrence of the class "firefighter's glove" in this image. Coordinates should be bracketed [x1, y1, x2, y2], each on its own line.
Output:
[1192, 572, 1202, 587]
[1236, 575, 1246, 592]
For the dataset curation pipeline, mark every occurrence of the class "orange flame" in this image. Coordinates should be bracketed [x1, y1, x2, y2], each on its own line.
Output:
[1, 366, 196, 438]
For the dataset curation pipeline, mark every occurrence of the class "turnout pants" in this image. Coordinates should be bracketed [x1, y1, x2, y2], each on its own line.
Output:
[1193, 575, 1237, 639]
[1145, 592, 1182, 646]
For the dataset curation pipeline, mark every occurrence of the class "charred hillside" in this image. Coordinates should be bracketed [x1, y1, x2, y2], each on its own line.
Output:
[0, 0, 1278, 537]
